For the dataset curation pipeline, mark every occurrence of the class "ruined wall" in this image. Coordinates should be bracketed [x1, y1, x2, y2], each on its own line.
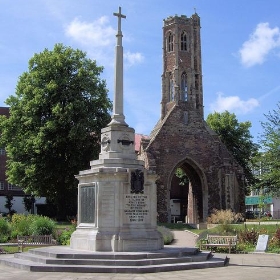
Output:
[139, 105, 245, 223]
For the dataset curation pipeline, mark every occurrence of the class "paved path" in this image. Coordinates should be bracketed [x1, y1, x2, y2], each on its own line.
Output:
[171, 230, 199, 247]
[0, 230, 280, 280]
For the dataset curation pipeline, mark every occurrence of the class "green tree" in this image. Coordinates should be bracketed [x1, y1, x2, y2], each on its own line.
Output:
[23, 195, 35, 213]
[5, 194, 15, 215]
[206, 111, 259, 188]
[0, 44, 112, 219]
[175, 168, 189, 186]
[257, 102, 280, 196]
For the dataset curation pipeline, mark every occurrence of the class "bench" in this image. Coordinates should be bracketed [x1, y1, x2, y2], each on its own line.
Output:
[17, 235, 57, 252]
[199, 234, 237, 254]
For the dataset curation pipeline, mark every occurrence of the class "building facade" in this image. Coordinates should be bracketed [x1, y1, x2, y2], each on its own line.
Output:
[138, 13, 245, 224]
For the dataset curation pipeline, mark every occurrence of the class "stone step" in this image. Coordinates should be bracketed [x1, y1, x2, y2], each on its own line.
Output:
[14, 251, 211, 266]
[25, 246, 199, 259]
[2, 256, 226, 273]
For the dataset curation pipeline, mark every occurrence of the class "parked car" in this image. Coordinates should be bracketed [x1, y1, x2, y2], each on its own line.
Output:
[245, 211, 255, 219]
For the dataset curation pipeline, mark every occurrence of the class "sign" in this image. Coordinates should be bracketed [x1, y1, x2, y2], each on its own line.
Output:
[255, 234, 269, 252]
[245, 196, 272, 205]
[124, 194, 149, 223]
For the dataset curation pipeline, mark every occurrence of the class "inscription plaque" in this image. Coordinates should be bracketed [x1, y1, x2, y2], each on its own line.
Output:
[124, 194, 149, 223]
[80, 185, 95, 223]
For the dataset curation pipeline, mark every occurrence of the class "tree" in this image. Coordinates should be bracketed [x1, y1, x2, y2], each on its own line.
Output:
[23, 195, 35, 213]
[5, 194, 15, 215]
[257, 102, 280, 196]
[0, 44, 112, 219]
[175, 168, 189, 186]
[206, 111, 259, 188]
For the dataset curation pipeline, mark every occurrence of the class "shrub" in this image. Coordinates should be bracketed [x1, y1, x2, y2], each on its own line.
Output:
[57, 228, 75, 245]
[10, 214, 36, 237]
[207, 209, 243, 233]
[30, 216, 56, 235]
[207, 209, 243, 225]
[269, 228, 280, 252]
[157, 226, 174, 245]
[238, 227, 258, 244]
[0, 218, 11, 242]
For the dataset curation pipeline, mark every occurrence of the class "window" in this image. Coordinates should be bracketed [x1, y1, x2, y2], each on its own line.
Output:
[8, 183, 21, 191]
[181, 73, 188, 101]
[181, 32, 187, 51]
[0, 148, 5, 155]
[169, 76, 174, 101]
[0, 181, 4, 190]
[195, 74, 199, 90]
[167, 32, 174, 52]
[183, 111, 188, 124]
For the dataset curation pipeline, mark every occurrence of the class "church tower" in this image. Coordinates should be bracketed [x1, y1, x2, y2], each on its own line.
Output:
[139, 12, 245, 224]
[161, 13, 203, 121]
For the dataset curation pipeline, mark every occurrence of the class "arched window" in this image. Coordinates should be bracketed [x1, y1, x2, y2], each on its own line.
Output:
[169, 75, 174, 101]
[181, 73, 188, 101]
[167, 32, 174, 52]
[181, 32, 187, 51]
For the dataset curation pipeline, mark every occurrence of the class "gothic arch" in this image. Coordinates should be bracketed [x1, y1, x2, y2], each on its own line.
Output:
[180, 31, 188, 51]
[180, 72, 188, 101]
[166, 31, 174, 52]
[168, 157, 208, 223]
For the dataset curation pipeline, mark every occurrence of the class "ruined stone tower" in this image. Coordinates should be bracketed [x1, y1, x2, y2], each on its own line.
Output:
[139, 13, 245, 224]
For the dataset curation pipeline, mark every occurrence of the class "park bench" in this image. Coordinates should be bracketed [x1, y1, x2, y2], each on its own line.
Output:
[199, 234, 237, 254]
[17, 235, 57, 252]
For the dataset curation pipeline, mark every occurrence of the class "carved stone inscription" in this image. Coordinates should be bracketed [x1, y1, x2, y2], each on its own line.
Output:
[80, 185, 95, 223]
[124, 194, 149, 223]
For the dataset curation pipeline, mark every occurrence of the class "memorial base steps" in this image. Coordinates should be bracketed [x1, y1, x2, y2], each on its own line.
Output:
[0, 245, 227, 273]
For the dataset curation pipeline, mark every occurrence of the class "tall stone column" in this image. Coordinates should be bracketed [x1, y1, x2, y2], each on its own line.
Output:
[109, 6, 127, 126]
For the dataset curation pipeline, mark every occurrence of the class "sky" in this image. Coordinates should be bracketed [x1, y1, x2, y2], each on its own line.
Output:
[0, 0, 280, 143]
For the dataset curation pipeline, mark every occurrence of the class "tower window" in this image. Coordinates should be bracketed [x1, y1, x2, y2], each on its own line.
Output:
[181, 32, 188, 51]
[195, 74, 199, 90]
[169, 75, 174, 101]
[181, 73, 188, 101]
[167, 32, 174, 52]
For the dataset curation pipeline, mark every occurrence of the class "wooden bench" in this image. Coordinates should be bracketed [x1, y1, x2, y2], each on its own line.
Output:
[17, 235, 56, 252]
[199, 234, 237, 254]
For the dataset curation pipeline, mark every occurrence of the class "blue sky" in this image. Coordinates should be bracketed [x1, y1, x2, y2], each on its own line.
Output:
[1, 0, 280, 142]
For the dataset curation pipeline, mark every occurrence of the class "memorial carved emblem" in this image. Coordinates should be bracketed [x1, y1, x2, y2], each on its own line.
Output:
[131, 169, 144, 194]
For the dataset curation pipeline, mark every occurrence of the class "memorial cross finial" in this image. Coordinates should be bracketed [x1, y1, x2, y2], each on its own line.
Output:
[113, 7, 126, 33]
[108, 7, 127, 126]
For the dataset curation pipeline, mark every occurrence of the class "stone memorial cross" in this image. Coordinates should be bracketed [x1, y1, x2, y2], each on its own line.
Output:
[109, 7, 127, 126]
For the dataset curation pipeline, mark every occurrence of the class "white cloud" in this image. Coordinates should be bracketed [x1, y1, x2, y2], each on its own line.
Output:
[124, 51, 144, 67]
[210, 92, 259, 114]
[239, 22, 280, 67]
[65, 16, 115, 48]
[65, 17, 144, 68]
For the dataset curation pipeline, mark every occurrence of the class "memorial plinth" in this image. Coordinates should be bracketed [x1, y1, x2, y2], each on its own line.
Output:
[70, 124, 163, 251]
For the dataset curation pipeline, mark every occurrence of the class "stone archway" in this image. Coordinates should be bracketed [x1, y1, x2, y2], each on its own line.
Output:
[169, 159, 208, 224]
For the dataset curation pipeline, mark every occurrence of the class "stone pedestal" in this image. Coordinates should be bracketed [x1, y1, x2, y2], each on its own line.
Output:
[70, 125, 163, 252]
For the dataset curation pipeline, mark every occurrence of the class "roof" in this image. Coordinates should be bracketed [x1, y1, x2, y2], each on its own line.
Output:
[134, 133, 149, 152]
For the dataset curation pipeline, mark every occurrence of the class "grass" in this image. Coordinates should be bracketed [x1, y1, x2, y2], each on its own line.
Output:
[158, 222, 195, 230]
